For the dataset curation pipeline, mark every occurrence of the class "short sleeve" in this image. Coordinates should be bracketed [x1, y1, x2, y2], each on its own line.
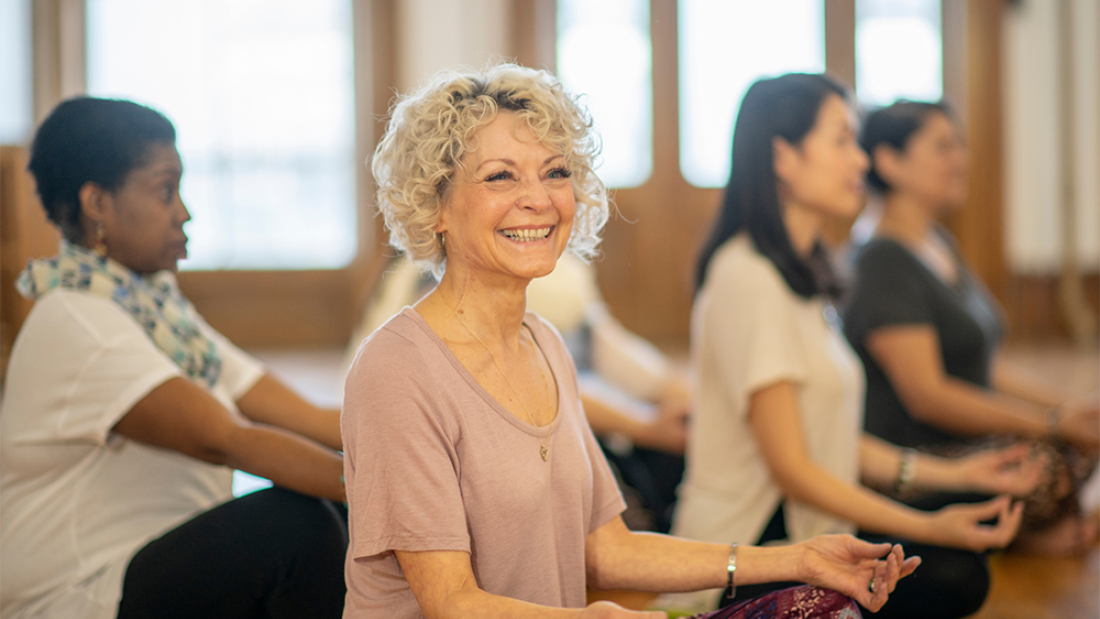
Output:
[845, 241, 936, 336]
[9, 292, 181, 446]
[194, 315, 265, 401]
[702, 246, 808, 411]
[581, 417, 627, 532]
[342, 329, 470, 560]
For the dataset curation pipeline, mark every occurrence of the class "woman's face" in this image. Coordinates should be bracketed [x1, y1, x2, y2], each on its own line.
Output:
[881, 112, 969, 214]
[774, 93, 869, 219]
[436, 111, 576, 283]
[100, 143, 190, 273]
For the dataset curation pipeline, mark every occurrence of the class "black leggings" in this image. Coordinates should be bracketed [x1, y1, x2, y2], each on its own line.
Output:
[718, 501, 990, 619]
[117, 487, 348, 619]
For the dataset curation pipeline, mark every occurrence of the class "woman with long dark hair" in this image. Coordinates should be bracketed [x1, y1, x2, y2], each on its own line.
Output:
[671, 74, 1036, 619]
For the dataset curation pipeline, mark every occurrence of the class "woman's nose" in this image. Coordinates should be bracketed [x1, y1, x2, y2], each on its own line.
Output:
[517, 177, 552, 211]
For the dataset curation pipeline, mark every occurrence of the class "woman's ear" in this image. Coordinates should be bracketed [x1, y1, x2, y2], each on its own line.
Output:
[872, 144, 904, 187]
[772, 136, 798, 184]
[77, 181, 109, 224]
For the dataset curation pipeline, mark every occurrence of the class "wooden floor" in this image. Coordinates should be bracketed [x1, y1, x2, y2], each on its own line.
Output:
[971, 550, 1098, 619]
[972, 342, 1099, 619]
[252, 341, 1100, 618]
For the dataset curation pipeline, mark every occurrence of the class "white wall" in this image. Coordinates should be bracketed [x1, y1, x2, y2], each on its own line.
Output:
[1070, 0, 1100, 270]
[395, 0, 512, 94]
[1003, 0, 1100, 274]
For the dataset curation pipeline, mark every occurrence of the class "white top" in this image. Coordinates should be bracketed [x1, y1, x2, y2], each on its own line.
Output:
[0, 290, 264, 619]
[668, 235, 862, 610]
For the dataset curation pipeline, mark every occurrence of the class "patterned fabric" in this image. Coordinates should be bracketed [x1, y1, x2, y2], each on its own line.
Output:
[17, 241, 222, 387]
[693, 586, 861, 619]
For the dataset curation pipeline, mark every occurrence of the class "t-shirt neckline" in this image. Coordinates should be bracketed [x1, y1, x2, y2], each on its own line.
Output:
[401, 306, 564, 437]
[868, 234, 969, 296]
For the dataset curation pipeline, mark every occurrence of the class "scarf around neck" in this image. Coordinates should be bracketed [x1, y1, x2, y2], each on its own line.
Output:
[17, 241, 222, 388]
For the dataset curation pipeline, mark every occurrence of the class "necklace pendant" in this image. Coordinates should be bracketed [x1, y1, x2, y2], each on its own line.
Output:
[540, 445, 549, 461]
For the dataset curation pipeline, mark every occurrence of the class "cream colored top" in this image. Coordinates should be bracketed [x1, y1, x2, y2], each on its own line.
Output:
[668, 235, 863, 609]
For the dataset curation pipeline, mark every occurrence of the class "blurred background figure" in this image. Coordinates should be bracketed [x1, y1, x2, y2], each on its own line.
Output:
[844, 100, 1099, 557]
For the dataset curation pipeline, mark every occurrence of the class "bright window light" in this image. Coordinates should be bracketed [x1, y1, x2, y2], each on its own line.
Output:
[856, 0, 942, 107]
[557, 0, 652, 189]
[0, 0, 32, 145]
[679, 0, 825, 188]
[87, 0, 357, 270]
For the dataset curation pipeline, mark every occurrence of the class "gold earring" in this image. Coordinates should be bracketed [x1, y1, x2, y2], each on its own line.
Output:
[94, 223, 107, 257]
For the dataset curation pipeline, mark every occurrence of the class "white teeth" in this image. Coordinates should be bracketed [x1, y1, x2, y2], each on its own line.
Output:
[501, 227, 551, 242]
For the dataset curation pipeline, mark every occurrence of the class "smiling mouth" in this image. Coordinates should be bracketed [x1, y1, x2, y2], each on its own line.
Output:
[499, 226, 552, 242]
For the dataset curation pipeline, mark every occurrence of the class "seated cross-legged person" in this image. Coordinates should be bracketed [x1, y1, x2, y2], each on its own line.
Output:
[670, 74, 1034, 619]
[0, 97, 347, 619]
[843, 100, 1099, 556]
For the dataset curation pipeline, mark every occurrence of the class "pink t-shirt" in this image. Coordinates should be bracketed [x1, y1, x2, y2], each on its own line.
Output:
[342, 307, 625, 618]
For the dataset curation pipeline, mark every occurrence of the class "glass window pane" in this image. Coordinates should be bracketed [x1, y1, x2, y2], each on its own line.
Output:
[856, 0, 942, 107]
[679, 0, 825, 188]
[557, 0, 652, 189]
[0, 0, 33, 145]
[87, 0, 356, 270]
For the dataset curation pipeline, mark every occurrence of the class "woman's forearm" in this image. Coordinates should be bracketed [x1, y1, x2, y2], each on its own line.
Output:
[776, 459, 934, 545]
[585, 517, 821, 593]
[859, 435, 973, 494]
[236, 374, 343, 451]
[437, 589, 584, 619]
[992, 359, 1077, 408]
[222, 423, 345, 502]
[901, 376, 1047, 439]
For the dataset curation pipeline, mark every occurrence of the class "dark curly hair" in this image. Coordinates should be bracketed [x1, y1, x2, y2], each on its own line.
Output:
[27, 97, 176, 242]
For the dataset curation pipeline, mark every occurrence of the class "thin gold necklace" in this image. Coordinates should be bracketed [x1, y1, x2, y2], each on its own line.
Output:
[439, 292, 553, 461]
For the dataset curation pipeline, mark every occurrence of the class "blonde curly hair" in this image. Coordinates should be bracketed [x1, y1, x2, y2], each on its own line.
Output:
[372, 63, 608, 277]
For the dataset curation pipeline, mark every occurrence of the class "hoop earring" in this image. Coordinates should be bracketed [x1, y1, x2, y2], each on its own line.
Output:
[94, 223, 107, 257]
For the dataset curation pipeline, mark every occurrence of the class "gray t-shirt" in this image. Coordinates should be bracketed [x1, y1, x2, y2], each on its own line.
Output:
[342, 307, 626, 618]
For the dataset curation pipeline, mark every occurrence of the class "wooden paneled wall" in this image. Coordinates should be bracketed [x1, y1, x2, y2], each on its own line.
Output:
[0, 147, 61, 379]
[591, 0, 1090, 348]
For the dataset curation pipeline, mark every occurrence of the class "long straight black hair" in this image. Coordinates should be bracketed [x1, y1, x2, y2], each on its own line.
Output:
[695, 73, 848, 298]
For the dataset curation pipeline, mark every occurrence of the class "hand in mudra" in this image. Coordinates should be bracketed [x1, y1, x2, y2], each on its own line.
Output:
[798, 535, 920, 613]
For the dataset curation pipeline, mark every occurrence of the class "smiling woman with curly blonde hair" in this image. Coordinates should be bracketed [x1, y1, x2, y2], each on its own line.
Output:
[341, 62, 916, 619]
[373, 63, 608, 277]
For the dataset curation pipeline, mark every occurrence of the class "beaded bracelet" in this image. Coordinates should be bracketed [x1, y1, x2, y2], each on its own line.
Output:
[893, 448, 917, 496]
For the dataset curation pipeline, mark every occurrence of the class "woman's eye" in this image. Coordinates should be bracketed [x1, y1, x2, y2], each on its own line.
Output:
[485, 171, 513, 182]
[548, 167, 572, 180]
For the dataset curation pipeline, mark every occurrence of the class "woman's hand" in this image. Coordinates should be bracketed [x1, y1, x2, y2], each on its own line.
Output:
[926, 495, 1023, 551]
[797, 535, 920, 612]
[580, 602, 666, 619]
[955, 443, 1045, 497]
